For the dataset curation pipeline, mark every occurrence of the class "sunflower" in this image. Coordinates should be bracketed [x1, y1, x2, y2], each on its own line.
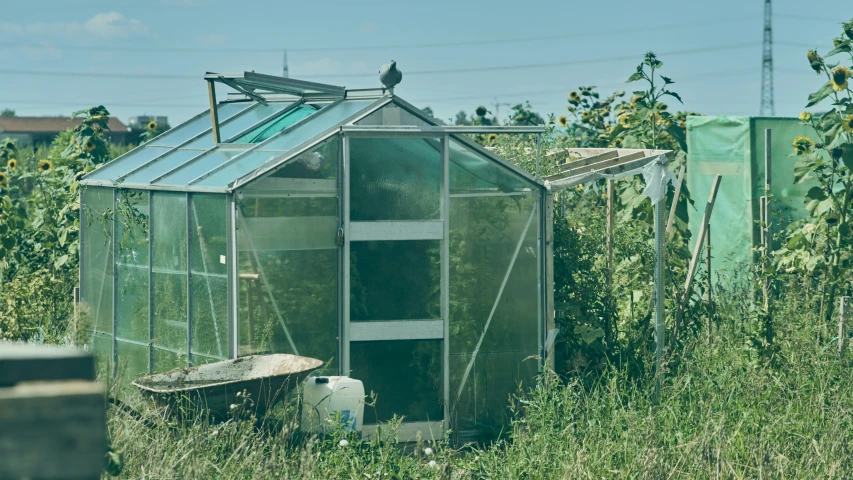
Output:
[618, 115, 632, 128]
[487, 133, 498, 144]
[558, 115, 568, 127]
[614, 138, 623, 148]
[475, 106, 487, 117]
[843, 114, 853, 134]
[568, 91, 580, 105]
[830, 66, 851, 92]
[3, 140, 14, 150]
[85, 140, 96, 152]
[38, 159, 53, 172]
[6, 158, 16, 170]
[0, 172, 7, 186]
[799, 111, 812, 122]
[147, 120, 158, 131]
[792, 135, 815, 155]
[807, 50, 823, 73]
[630, 94, 643, 107]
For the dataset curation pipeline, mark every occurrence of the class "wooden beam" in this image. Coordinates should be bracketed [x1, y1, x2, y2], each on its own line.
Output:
[548, 151, 647, 181]
[207, 79, 221, 144]
[670, 174, 722, 351]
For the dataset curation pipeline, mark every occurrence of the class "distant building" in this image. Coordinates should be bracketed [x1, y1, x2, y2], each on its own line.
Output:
[0, 116, 132, 146]
[128, 115, 169, 130]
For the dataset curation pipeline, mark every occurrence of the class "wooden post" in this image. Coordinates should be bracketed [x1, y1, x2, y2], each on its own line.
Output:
[839, 297, 850, 354]
[207, 79, 221, 144]
[606, 178, 614, 346]
[671, 175, 722, 351]
[706, 224, 712, 345]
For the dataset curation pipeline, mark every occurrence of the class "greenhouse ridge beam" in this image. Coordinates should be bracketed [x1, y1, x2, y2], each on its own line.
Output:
[340, 125, 546, 135]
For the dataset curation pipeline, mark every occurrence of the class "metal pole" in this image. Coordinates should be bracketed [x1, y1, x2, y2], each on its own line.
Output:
[606, 178, 614, 346]
[535, 134, 542, 180]
[763, 129, 772, 317]
[654, 195, 665, 401]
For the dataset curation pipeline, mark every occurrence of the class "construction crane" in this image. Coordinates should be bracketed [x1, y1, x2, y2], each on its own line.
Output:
[760, 0, 774, 116]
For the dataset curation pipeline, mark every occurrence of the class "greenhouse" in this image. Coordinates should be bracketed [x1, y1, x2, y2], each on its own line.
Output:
[78, 71, 553, 439]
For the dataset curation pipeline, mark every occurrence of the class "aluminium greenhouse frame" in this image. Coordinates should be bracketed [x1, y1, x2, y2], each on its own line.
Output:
[79, 75, 555, 439]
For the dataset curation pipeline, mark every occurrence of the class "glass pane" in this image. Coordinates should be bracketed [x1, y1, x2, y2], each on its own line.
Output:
[92, 332, 112, 375]
[355, 104, 432, 127]
[234, 105, 319, 144]
[193, 99, 375, 188]
[81, 187, 114, 337]
[153, 149, 238, 187]
[85, 146, 171, 182]
[237, 137, 339, 368]
[150, 102, 249, 147]
[349, 137, 441, 221]
[152, 347, 187, 373]
[116, 341, 148, 380]
[350, 240, 440, 321]
[449, 171, 541, 432]
[350, 340, 443, 424]
[115, 190, 149, 343]
[190, 194, 228, 361]
[204, 102, 294, 145]
[450, 140, 533, 194]
[151, 192, 187, 358]
[122, 148, 207, 186]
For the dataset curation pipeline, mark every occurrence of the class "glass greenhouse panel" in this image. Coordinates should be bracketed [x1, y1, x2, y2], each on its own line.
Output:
[355, 104, 432, 127]
[193, 99, 376, 188]
[350, 340, 443, 424]
[350, 240, 440, 322]
[349, 137, 441, 221]
[81, 187, 114, 357]
[150, 101, 249, 147]
[116, 341, 148, 381]
[189, 194, 228, 362]
[449, 140, 532, 194]
[84, 146, 172, 182]
[122, 148, 209, 186]
[154, 149, 240, 187]
[448, 140, 541, 432]
[237, 137, 339, 369]
[184, 102, 295, 148]
[233, 105, 319, 143]
[114, 190, 149, 344]
[151, 192, 188, 369]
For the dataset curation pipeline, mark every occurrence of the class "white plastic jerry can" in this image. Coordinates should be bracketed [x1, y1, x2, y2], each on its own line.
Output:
[301, 376, 365, 434]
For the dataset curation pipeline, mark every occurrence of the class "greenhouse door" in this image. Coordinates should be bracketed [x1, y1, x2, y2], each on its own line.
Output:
[342, 135, 447, 439]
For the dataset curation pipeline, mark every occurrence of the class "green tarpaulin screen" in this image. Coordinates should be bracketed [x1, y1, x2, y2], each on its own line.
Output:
[686, 116, 819, 273]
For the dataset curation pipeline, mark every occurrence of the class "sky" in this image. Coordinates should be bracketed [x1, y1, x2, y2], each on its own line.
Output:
[0, 0, 850, 127]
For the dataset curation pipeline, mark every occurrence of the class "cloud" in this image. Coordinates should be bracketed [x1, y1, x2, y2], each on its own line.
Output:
[0, 12, 149, 39]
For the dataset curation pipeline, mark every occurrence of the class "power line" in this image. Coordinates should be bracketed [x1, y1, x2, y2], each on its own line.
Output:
[0, 17, 752, 55]
[0, 42, 767, 82]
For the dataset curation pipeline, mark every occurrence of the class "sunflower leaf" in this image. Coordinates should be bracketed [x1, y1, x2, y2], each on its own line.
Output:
[806, 82, 834, 107]
[825, 42, 852, 57]
[660, 75, 675, 85]
[626, 72, 644, 83]
[662, 91, 683, 104]
[839, 143, 853, 171]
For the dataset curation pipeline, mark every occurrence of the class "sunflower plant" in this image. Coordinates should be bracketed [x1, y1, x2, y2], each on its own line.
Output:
[774, 18, 853, 324]
[61, 105, 111, 166]
[559, 86, 623, 148]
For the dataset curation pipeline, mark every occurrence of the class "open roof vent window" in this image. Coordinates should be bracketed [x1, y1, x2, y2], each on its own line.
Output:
[233, 104, 321, 144]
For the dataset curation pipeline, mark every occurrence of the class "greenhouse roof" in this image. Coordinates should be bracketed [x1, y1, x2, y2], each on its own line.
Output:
[80, 72, 546, 194]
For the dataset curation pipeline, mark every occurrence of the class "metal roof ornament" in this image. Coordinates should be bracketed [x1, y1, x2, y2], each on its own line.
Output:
[379, 60, 402, 94]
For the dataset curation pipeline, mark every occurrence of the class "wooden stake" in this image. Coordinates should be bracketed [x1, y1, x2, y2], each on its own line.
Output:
[671, 175, 722, 351]
[207, 79, 221, 144]
[706, 224, 712, 345]
[839, 296, 850, 354]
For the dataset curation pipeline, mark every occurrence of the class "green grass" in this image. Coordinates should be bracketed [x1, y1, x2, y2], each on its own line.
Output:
[105, 297, 853, 479]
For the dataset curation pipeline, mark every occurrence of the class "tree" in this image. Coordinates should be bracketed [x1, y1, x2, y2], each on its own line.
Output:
[1, 109, 15, 117]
